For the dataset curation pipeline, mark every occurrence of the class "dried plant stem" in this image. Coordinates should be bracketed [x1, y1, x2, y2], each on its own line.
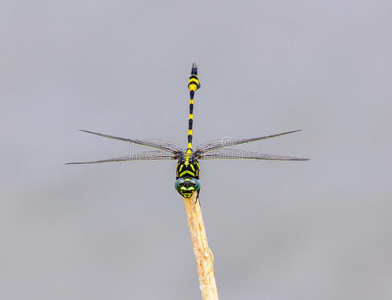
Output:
[183, 193, 219, 300]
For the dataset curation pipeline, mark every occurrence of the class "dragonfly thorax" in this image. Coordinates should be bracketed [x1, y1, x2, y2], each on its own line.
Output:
[176, 156, 200, 179]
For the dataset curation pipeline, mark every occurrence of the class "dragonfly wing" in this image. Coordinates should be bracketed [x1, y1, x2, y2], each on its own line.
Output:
[66, 150, 177, 165]
[195, 130, 302, 154]
[197, 148, 309, 161]
[79, 130, 184, 153]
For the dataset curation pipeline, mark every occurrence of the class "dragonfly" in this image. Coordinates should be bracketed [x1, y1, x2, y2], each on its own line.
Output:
[67, 63, 309, 199]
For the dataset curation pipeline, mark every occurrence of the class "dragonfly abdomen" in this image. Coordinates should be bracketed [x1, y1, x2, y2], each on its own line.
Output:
[186, 63, 200, 153]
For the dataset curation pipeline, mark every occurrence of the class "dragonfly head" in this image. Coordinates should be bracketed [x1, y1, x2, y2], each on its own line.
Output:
[174, 177, 200, 198]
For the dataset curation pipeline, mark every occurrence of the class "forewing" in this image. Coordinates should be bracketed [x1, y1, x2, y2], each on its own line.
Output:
[66, 150, 177, 165]
[195, 130, 302, 154]
[198, 148, 309, 161]
[80, 130, 184, 153]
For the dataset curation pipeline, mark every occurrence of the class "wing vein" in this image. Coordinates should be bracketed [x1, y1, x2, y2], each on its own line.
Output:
[79, 130, 184, 153]
[66, 150, 177, 165]
[195, 130, 302, 154]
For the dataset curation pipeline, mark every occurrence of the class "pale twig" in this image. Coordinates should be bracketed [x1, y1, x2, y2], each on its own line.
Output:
[183, 193, 219, 299]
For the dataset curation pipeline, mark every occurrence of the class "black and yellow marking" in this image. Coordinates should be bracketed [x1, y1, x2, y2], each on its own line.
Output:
[186, 63, 200, 154]
[176, 157, 200, 179]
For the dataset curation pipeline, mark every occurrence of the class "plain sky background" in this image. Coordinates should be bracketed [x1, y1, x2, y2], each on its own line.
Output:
[1, 1, 392, 299]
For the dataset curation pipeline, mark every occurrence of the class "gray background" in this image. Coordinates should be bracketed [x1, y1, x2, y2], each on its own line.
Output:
[1, 1, 391, 299]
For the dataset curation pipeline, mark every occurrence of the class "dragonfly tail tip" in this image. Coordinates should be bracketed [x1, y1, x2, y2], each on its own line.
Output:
[191, 62, 198, 75]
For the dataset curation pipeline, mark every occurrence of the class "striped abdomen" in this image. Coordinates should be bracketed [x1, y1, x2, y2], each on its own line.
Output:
[186, 63, 200, 154]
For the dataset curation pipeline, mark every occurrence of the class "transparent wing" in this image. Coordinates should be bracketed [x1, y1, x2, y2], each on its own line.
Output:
[197, 148, 309, 161]
[66, 150, 178, 165]
[80, 130, 184, 153]
[195, 130, 302, 154]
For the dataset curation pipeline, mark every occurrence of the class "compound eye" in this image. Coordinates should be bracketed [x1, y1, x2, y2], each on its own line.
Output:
[190, 179, 201, 190]
[189, 179, 197, 185]
[175, 178, 186, 191]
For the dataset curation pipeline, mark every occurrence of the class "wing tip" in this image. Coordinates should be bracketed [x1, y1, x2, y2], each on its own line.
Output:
[292, 158, 310, 161]
[79, 129, 93, 134]
[65, 162, 87, 165]
[286, 129, 302, 134]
